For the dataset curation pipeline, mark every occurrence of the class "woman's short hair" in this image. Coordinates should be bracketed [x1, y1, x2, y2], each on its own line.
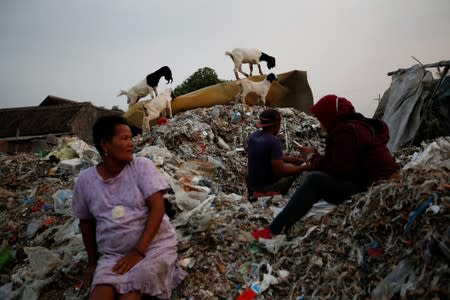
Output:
[93, 115, 129, 156]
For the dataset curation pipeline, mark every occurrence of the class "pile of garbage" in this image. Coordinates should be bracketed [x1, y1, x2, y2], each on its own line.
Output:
[0, 103, 448, 299]
[138, 104, 322, 195]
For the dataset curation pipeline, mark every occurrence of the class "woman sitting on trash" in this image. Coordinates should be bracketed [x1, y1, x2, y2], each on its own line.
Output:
[252, 95, 399, 239]
[72, 115, 185, 299]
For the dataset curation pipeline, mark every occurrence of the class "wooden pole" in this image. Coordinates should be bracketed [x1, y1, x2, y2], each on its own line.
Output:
[387, 60, 450, 76]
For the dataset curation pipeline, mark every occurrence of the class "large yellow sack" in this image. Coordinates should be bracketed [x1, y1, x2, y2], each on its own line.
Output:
[124, 70, 313, 129]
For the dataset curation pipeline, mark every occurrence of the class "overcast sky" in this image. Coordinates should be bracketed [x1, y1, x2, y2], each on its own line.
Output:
[1, 0, 449, 116]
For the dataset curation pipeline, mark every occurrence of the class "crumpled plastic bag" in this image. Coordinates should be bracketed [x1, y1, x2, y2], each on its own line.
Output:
[52, 189, 73, 215]
[24, 247, 63, 279]
[404, 136, 450, 169]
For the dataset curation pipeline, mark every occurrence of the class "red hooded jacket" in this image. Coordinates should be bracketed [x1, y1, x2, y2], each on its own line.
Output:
[310, 95, 398, 187]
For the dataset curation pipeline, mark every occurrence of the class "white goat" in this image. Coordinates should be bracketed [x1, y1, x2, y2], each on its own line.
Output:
[118, 79, 150, 106]
[142, 89, 175, 133]
[235, 73, 277, 106]
[225, 48, 276, 80]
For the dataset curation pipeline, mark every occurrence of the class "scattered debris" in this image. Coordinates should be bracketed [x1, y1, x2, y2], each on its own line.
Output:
[0, 103, 448, 299]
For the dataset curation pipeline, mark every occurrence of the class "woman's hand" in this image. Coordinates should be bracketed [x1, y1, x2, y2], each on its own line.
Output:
[81, 264, 96, 288]
[111, 191, 165, 275]
[112, 250, 145, 275]
[283, 156, 305, 165]
[297, 145, 317, 156]
[300, 160, 314, 171]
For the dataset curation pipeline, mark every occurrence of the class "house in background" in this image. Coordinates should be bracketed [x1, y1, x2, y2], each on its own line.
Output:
[0, 95, 123, 153]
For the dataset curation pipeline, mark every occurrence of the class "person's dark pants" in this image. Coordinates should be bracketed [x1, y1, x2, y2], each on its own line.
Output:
[269, 171, 365, 235]
[249, 175, 297, 196]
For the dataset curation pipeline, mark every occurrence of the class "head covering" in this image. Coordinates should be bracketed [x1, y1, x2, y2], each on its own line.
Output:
[256, 109, 281, 128]
[310, 94, 355, 130]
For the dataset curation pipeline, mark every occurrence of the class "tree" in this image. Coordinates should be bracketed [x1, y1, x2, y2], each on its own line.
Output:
[111, 105, 121, 111]
[174, 67, 224, 96]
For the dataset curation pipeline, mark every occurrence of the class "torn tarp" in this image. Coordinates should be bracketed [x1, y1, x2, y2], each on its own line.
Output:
[376, 64, 434, 152]
[374, 62, 450, 152]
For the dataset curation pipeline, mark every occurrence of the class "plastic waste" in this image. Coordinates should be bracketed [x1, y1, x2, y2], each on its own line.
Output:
[249, 242, 260, 254]
[207, 156, 225, 169]
[404, 137, 450, 169]
[0, 282, 18, 300]
[230, 110, 242, 124]
[236, 263, 289, 299]
[20, 273, 58, 300]
[404, 193, 436, 238]
[57, 158, 83, 175]
[371, 259, 415, 300]
[47, 145, 77, 162]
[24, 246, 63, 278]
[136, 145, 174, 166]
[217, 136, 231, 150]
[178, 257, 195, 269]
[26, 217, 42, 238]
[257, 234, 290, 254]
[37, 149, 48, 158]
[53, 218, 80, 244]
[171, 195, 214, 228]
[367, 240, 384, 258]
[24, 197, 36, 205]
[24, 187, 37, 205]
[0, 242, 13, 272]
[52, 189, 73, 215]
[236, 282, 261, 300]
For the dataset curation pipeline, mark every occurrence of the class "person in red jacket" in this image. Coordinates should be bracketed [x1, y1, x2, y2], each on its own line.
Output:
[252, 94, 399, 239]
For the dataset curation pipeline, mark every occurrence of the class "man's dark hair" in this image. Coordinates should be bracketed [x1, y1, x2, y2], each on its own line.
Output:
[93, 115, 129, 156]
[258, 109, 281, 129]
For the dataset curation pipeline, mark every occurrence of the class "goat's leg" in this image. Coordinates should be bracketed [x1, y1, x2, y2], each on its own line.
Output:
[233, 65, 241, 80]
[233, 83, 242, 103]
[249, 64, 254, 76]
[167, 101, 173, 118]
[234, 92, 246, 105]
[234, 83, 247, 105]
[240, 91, 248, 105]
[257, 63, 264, 75]
[130, 95, 138, 106]
[142, 116, 149, 135]
[261, 96, 266, 108]
[238, 65, 249, 78]
[142, 107, 149, 133]
[150, 87, 158, 99]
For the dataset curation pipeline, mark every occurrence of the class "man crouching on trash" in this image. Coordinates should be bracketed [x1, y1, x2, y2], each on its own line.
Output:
[246, 109, 309, 200]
